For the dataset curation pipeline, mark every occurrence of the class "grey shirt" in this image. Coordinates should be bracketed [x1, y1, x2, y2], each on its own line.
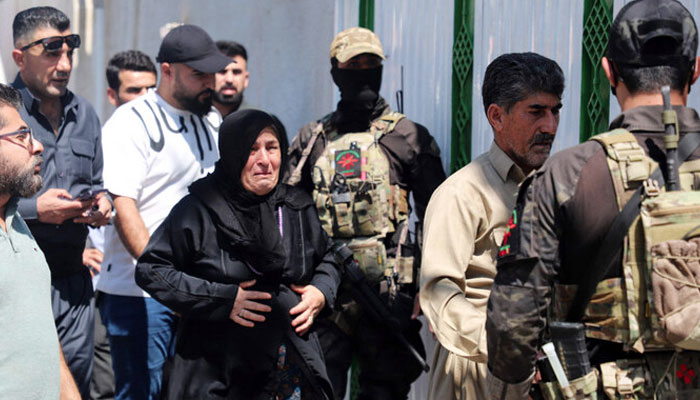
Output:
[12, 74, 103, 277]
[0, 198, 60, 398]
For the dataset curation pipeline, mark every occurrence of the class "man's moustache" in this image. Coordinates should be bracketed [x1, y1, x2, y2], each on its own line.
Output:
[532, 134, 554, 145]
[33, 155, 44, 169]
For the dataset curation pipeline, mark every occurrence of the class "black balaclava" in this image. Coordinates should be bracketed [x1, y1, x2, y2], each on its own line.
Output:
[191, 109, 290, 278]
[331, 64, 384, 133]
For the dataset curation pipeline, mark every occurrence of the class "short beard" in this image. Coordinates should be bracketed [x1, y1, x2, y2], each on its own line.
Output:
[174, 89, 213, 117]
[0, 155, 43, 198]
[213, 90, 243, 107]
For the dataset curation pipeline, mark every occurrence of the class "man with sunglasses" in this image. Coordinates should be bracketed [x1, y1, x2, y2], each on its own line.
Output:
[10, 6, 111, 398]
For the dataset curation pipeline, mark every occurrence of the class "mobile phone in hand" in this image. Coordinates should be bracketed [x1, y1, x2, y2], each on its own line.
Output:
[76, 189, 107, 202]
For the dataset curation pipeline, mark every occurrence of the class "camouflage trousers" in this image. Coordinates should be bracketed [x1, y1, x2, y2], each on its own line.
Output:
[539, 352, 700, 399]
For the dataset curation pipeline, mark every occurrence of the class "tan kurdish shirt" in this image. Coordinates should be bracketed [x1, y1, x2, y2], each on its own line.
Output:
[420, 142, 526, 400]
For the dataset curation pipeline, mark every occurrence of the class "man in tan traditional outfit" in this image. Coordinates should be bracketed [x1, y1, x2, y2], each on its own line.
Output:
[420, 52, 564, 399]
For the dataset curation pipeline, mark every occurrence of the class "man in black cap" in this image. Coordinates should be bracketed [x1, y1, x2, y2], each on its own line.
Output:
[98, 24, 229, 399]
[486, 0, 700, 398]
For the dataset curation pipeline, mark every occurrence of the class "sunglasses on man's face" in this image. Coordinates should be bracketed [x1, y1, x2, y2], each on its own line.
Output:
[20, 34, 81, 53]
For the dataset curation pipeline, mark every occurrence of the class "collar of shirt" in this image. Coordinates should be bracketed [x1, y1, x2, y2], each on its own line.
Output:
[2, 198, 19, 232]
[12, 74, 78, 120]
[609, 105, 700, 134]
[488, 142, 526, 184]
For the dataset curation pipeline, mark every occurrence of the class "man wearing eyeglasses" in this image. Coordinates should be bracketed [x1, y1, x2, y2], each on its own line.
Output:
[0, 82, 82, 399]
[10, 6, 111, 398]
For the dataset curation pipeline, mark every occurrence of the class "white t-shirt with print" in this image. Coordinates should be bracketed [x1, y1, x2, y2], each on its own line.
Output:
[98, 89, 221, 297]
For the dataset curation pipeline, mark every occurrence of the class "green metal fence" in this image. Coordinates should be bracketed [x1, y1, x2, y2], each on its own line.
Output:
[579, 0, 614, 142]
[359, 0, 375, 30]
[450, 0, 475, 172]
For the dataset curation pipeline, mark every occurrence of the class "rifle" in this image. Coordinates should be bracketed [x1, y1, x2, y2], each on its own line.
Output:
[333, 243, 430, 372]
[395, 65, 404, 114]
[661, 85, 681, 191]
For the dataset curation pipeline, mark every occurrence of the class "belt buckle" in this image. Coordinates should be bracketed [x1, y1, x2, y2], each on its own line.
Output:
[643, 179, 660, 197]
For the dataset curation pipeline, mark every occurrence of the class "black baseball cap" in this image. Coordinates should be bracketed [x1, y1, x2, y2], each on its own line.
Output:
[156, 24, 231, 73]
[607, 0, 698, 67]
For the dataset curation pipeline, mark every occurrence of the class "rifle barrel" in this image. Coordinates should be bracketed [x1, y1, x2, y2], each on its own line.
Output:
[333, 244, 430, 372]
[661, 85, 680, 191]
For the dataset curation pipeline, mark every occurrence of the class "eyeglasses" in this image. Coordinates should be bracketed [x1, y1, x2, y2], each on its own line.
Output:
[0, 127, 34, 148]
[20, 34, 81, 53]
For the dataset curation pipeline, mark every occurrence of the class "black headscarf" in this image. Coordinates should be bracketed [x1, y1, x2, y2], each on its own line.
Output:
[189, 109, 292, 279]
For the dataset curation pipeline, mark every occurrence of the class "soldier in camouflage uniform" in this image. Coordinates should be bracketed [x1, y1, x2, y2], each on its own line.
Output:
[285, 27, 446, 400]
[485, 0, 700, 399]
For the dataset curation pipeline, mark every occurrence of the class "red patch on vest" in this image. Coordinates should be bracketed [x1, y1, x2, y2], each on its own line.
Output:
[335, 149, 361, 178]
[677, 364, 696, 384]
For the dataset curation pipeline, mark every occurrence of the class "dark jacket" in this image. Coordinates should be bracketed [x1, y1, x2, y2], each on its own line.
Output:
[135, 184, 340, 399]
[12, 74, 104, 277]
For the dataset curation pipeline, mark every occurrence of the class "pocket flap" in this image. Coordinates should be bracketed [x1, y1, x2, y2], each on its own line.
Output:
[71, 138, 94, 157]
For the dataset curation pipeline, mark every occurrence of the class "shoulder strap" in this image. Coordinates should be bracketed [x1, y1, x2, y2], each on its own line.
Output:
[379, 112, 405, 130]
[287, 112, 404, 185]
[285, 116, 330, 186]
[370, 112, 405, 139]
[567, 132, 700, 322]
[589, 128, 637, 147]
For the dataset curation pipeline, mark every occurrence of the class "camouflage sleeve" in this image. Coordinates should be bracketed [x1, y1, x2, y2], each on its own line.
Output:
[485, 163, 564, 388]
[486, 369, 534, 400]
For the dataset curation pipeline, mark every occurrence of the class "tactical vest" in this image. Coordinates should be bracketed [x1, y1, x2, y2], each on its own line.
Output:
[311, 112, 413, 284]
[542, 129, 700, 400]
[553, 129, 700, 353]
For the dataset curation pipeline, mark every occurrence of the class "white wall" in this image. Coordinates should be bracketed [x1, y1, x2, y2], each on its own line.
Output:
[471, 0, 584, 160]
[0, 0, 339, 138]
[374, 1, 455, 174]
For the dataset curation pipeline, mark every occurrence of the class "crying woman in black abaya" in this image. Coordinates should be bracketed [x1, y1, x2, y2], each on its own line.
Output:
[213, 110, 327, 335]
[136, 109, 341, 399]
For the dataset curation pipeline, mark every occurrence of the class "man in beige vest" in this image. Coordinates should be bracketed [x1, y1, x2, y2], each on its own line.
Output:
[420, 52, 564, 399]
